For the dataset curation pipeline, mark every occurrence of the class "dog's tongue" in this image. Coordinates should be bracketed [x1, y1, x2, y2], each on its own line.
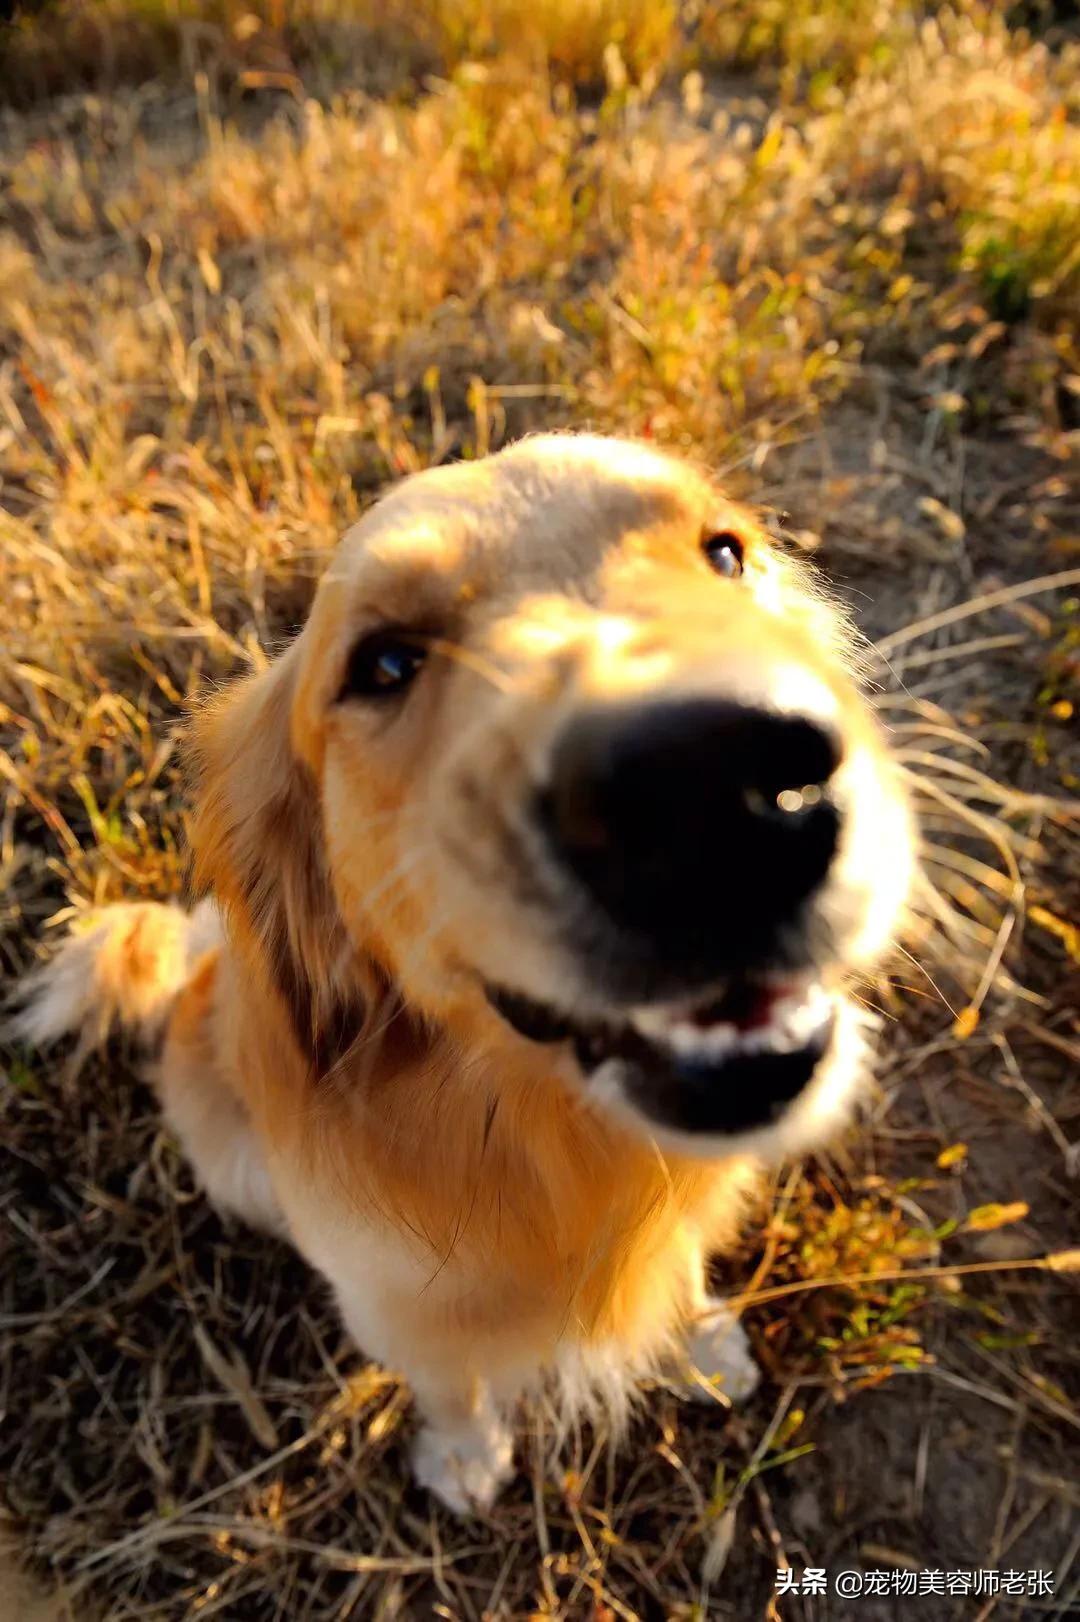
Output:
[687, 981, 789, 1035]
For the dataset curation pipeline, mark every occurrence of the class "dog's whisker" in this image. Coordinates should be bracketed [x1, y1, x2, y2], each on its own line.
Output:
[348, 846, 426, 918]
[428, 637, 516, 695]
[890, 942, 962, 1020]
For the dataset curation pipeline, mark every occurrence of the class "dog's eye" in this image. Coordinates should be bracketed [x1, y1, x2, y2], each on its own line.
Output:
[702, 530, 745, 579]
[341, 630, 428, 700]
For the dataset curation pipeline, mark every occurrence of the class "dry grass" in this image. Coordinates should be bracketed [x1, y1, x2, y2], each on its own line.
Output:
[1, 1, 1078, 1617]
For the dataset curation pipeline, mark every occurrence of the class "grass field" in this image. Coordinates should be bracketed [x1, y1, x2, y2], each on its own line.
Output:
[1, 2, 1079, 1617]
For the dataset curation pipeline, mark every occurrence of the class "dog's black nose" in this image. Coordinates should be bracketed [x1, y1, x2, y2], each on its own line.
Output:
[540, 698, 842, 973]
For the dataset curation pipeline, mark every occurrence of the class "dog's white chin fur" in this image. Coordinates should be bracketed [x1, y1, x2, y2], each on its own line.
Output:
[581, 992, 872, 1164]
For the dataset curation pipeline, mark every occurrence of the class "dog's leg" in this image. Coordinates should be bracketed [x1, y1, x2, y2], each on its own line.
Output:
[682, 1244, 761, 1405]
[408, 1370, 515, 1516]
[326, 1271, 516, 1516]
[158, 955, 287, 1237]
[159, 1059, 287, 1236]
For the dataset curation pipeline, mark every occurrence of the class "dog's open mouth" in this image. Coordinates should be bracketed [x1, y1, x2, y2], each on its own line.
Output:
[485, 975, 836, 1139]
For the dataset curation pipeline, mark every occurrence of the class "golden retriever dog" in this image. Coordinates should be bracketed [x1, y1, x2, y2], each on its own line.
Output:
[10, 433, 915, 1513]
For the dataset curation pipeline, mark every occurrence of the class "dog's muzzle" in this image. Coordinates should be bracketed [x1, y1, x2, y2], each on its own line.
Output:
[485, 695, 846, 1139]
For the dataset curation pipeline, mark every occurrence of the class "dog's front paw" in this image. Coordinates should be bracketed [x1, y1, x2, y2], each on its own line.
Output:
[411, 1414, 514, 1515]
[684, 1299, 761, 1405]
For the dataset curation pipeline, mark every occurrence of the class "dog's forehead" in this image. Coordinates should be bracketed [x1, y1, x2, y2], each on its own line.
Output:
[335, 437, 710, 608]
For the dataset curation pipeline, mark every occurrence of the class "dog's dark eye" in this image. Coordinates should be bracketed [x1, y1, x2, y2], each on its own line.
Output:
[341, 630, 428, 700]
[702, 530, 745, 579]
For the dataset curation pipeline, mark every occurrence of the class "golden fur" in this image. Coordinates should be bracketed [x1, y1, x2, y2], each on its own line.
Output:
[11, 433, 914, 1511]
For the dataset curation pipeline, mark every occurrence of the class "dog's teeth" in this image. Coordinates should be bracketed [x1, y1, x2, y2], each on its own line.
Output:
[628, 982, 832, 1065]
[770, 984, 832, 1047]
[667, 1021, 739, 1059]
[628, 1007, 738, 1059]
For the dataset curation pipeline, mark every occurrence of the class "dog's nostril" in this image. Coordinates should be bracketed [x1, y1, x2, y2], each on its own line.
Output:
[733, 713, 842, 804]
[544, 747, 610, 853]
[753, 782, 825, 819]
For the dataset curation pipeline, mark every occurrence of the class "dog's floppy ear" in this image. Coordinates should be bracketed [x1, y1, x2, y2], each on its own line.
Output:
[186, 647, 366, 1078]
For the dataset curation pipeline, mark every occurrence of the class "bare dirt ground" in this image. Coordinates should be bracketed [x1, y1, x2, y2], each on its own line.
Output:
[1, 5, 1078, 1618]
